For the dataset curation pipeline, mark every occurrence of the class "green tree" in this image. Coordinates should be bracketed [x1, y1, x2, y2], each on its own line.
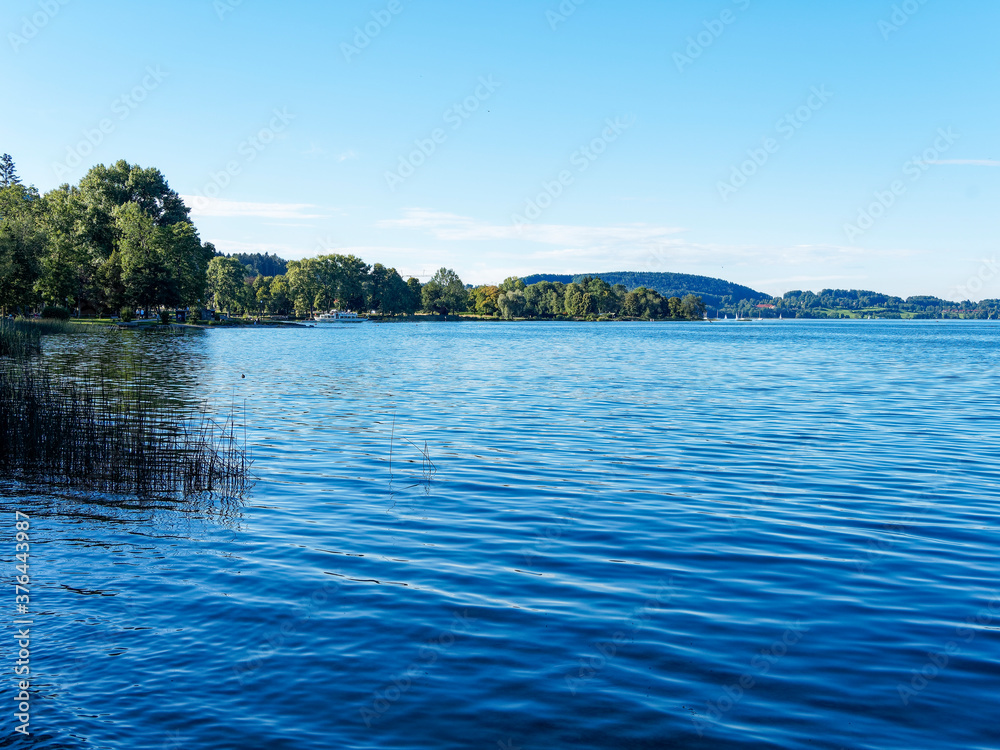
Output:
[680, 294, 706, 320]
[285, 257, 324, 314]
[0, 184, 44, 313]
[77, 161, 190, 277]
[499, 276, 525, 294]
[522, 283, 544, 317]
[285, 253, 371, 314]
[268, 275, 291, 315]
[472, 285, 500, 316]
[622, 291, 640, 318]
[405, 277, 422, 314]
[36, 185, 95, 313]
[498, 289, 526, 319]
[206, 255, 247, 313]
[253, 275, 272, 314]
[421, 268, 467, 316]
[335, 254, 371, 310]
[161, 224, 214, 307]
[0, 154, 21, 189]
[585, 277, 614, 313]
[75, 162, 211, 313]
[115, 202, 179, 313]
[564, 283, 594, 316]
[367, 264, 411, 315]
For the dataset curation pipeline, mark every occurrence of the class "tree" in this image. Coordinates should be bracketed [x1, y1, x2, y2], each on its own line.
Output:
[253, 275, 272, 313]
[564, 283, 594, 316]
[497, 289, 526, 319]
[522, 283, 544, 317]
[36, 185, 94, 313]
[499, 276, 525, 294]
[367, 263, 410, 315]
[161, 223, 214, 307]
[405, 277, 422, 314]
[206, 255, 247, 313]
[77, 161, 191, 277]
[285, 257, 325, 314]
[586, 277, 614, 313]
[680, 294, 706, 320]
[284, 253, 371, 315]
[335, 254, 371, 310]
[382, 271, 412, 316]
[421, 268, 467, 316]
[0, 184, 44, 313]
[472, 285, 500, 316]
[70, 162, 212, 313]
[0, 154, 21, 189]
[268, 275, 291, 315]
[228, 252, 287, 277]
[115, 202, 179, 313]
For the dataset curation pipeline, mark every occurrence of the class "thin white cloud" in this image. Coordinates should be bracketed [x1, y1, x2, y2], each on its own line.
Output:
[378, 208, 686, 249]
[922, 159, 1000, 167]
[182, 196, 326, 220]
[377, 210, 910, 274]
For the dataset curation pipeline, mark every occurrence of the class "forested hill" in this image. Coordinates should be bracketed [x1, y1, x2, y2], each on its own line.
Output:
[519, 271, 769, 307]
[221, 252, 288, 278]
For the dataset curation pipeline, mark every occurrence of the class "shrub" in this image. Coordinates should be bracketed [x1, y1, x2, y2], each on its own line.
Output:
[40, 306, 71, 320]
[159, 310, 171, 325]
[120, 307, 135, 323]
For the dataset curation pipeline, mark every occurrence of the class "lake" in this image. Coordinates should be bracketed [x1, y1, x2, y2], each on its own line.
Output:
[3, 320, 999, 749]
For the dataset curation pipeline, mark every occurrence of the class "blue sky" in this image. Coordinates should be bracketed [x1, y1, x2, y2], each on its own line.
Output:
[3, 0, 998, 299]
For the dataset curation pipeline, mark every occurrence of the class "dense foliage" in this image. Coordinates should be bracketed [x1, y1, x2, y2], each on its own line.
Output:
[739, 290, 1000, 319]
[212, 255, 422, 317]
[0, 158, 215, 317]
[521, 271, 768, 308]
[519, 274, 1000, 320]
[471, 276, 707, 320]
[227, 252, 287, 278]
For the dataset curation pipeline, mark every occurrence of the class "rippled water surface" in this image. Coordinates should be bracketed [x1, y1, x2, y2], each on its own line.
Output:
[3, 321, 999, 749]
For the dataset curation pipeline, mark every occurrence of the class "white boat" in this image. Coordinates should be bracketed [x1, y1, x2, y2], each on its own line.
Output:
[313, 310, 368, 324]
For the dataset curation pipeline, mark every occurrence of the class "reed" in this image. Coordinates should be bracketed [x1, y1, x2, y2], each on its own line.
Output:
[0, 327, 251, 499]
[0, 319, 42, 358]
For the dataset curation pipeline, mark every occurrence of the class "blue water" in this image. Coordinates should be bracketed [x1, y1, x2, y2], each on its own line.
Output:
[2, 321, 999, 749]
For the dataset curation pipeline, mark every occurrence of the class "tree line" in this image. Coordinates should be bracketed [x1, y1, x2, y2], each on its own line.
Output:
[211, 257, 707, 321]
[520, 271, 768, 309]
[1, 156, 706, 321]
[469, 277, 706, 320]
[745, 289, 1000, 319]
